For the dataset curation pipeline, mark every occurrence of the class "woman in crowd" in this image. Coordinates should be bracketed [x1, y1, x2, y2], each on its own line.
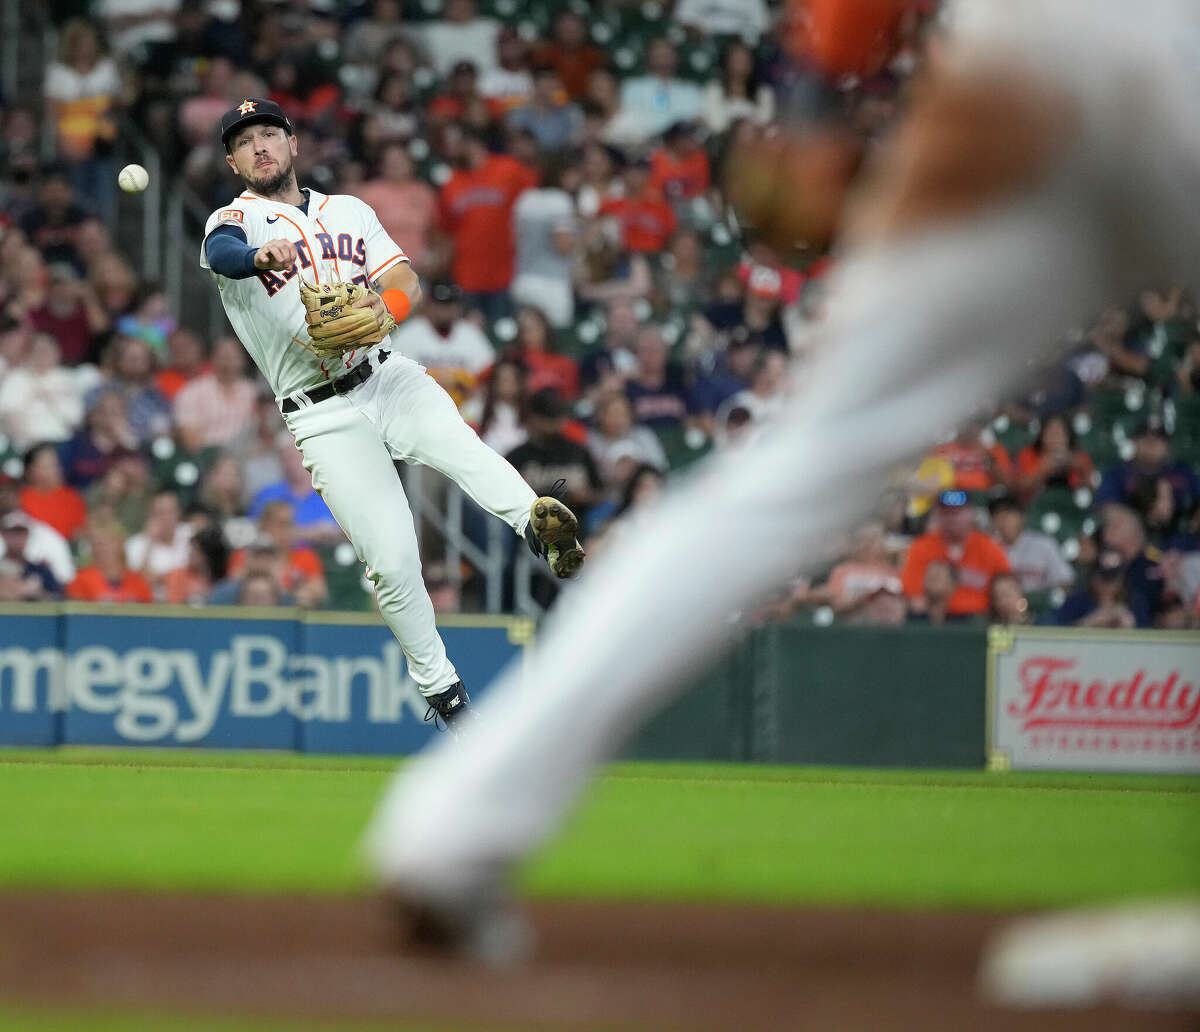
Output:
[587, 391, 668, 487]
[988, 572, 1032, 626]
[1013, 414, 1095, 503]
[464, 357, 528, 457]
[702, 39, 775, 135]
[504, 306, 580, 400]
[164, 525, 230, 606]
[20, 442, 87, 540]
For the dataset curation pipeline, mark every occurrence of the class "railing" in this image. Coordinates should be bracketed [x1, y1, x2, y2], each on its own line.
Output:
[163, 182, 231, 341]
[114, 115, 163, 281]
[399, 465, 555, 617]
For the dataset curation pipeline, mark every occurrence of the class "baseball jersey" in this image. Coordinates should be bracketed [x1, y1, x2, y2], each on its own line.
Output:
[200, 188, 409, 400]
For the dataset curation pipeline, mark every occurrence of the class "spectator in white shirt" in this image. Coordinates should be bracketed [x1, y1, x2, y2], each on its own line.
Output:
[125, 488, 192, 597]
[607, 38, 703, 145]
[0, 475, 75, 586]
[0, 332, 85, 451]
[95, 0, 181, 60]
[173, 336, 258, 451]
[392, 280, 496, 409]
[588, 391, 668, 486]
[480, 27, 533, 110]
[715, 348, 789, 430]
[417, 0, 501, 79]
[463, 357, 529, 458]
[674, 0, 770, 41]
[989, 495, 1075, 593]
[512, 156, 579, 328]
[702, 39, 775, 134]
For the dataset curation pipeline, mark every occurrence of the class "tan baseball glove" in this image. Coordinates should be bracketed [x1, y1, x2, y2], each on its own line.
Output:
[299, 280, 396, 357]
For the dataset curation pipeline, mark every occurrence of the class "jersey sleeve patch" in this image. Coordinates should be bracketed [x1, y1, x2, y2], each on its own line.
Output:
[218, 209, 244, 223]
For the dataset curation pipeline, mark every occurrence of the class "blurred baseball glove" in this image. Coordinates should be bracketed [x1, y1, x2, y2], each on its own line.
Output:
[299, 280, 395, 357]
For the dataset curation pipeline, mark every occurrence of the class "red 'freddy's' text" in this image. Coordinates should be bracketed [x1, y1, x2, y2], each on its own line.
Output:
[1008, 656, 1200, 731]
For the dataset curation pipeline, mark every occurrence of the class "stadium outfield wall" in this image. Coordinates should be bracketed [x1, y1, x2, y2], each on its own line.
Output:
[1, 606, 1197, 772]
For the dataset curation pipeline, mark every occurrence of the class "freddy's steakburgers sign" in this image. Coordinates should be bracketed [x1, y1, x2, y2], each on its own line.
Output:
[988, 627, 1200, 773]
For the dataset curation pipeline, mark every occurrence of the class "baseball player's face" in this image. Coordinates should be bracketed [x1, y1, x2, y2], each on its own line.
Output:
[225, 123, 299, 195]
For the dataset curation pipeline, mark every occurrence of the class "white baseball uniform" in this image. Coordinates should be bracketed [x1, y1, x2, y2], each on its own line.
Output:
[364, 0, 1200, 898]
[201, 187, 538, 694]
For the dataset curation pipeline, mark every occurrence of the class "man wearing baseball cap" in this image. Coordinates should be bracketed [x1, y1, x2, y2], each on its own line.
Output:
[900, 489, 1011, 618]
[1094, 417, 1199, 517]
[218, 99, 295, 168]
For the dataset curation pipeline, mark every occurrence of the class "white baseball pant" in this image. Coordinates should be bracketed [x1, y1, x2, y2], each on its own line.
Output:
[283, 350, 537, 694]
[364, 0, 1200, 895]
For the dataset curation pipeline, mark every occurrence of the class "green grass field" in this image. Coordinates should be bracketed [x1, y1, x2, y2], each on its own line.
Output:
[0, 748, 1197, 907]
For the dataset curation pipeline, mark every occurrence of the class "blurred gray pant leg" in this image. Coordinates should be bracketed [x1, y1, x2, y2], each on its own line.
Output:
[364, 184, 1111, 897]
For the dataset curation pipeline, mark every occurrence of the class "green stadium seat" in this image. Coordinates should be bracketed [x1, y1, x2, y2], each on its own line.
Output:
[317, 542, 374, 613]
[1088, 384, 1128, 415]
[988, 416, 1032, 457]
[653, 422, 712, 471]
[1026, 486, 1087, 543]
[149, 438, 219, 508]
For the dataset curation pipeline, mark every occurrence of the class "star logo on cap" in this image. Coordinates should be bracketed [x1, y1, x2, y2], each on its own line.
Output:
[237, 99, 257, 115]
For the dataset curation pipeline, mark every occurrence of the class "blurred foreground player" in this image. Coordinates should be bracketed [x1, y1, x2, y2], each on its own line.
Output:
[365, 0, 1200, 959]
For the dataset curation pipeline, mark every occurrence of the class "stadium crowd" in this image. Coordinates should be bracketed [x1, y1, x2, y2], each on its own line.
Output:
[0, 0, 1198, 628]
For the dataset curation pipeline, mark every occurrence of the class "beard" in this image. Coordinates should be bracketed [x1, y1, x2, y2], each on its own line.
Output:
[242, 154, 296, 197]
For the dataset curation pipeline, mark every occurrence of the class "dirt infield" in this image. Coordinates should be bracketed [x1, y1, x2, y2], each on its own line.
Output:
[0, 892, 1192, 1031]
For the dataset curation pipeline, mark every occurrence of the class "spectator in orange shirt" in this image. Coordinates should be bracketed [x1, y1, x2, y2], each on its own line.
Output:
[901, 490, 1011, 617]
[504, 307, 580, 401]
[439, 128, 538, 320]
[155, 328, 211, 400]
[20, 443, 87, 540]
[598, 156, 677, 255]
[533, 10, 603, 101]
[929, 422, 1012, 494]
[66, 519, 153, 603]
[222, 501, 327, 608]
[649, 122, 711, 202]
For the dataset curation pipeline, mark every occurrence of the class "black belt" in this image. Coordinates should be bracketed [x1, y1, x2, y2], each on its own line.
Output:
[281, 350, 389, 413]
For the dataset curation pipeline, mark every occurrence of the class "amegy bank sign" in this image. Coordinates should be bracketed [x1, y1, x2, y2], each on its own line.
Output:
[0, 610, 524, 752]
[0, 636, 423, 743]
[988, 627, 1200, 773]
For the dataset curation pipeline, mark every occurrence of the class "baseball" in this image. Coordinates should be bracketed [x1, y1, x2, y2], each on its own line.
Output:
[118, 164, 149, 194]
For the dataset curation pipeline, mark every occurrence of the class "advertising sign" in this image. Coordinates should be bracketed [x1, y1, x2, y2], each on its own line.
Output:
[0, 605, 530, 754]
[987, 626, 1200, 773]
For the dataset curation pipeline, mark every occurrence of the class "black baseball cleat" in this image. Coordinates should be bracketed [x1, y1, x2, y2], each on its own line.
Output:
[526, 497, 586, 578]
[385, 879, 534, 968]
[422, 681, 477, 739]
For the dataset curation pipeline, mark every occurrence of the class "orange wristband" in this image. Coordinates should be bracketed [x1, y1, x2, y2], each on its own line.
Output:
[381, 288, 412, 323]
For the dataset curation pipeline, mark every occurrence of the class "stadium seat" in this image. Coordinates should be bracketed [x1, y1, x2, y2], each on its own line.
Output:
[653, 422, 712, 471]
[317, 542, 375, 613]
[1026, 486, 1086, 543]
[989, 415, 1032, 457]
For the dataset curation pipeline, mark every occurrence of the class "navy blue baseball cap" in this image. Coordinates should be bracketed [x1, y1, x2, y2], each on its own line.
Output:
[220, 98, 294, 152]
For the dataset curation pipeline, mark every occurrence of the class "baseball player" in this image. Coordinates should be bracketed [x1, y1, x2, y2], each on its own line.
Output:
[200, 99, 585, 732]
[363, 0, 1200, 957]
